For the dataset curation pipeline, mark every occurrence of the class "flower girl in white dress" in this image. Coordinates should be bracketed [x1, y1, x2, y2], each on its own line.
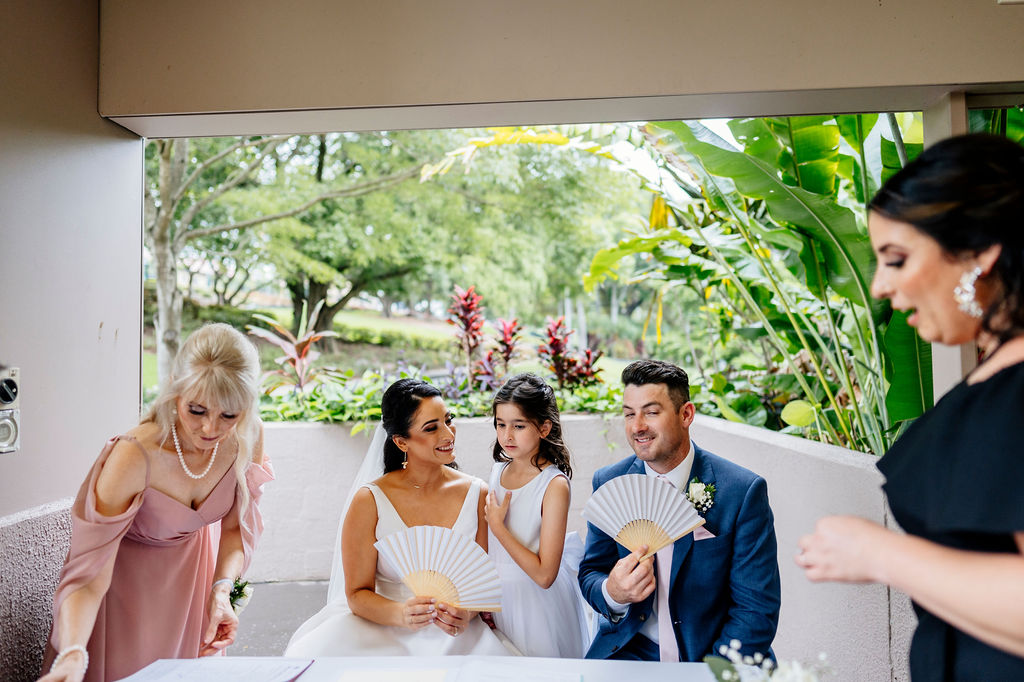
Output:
[485, 374, 591, 658]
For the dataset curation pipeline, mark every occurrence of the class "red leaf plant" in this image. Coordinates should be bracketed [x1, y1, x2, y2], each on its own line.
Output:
[447, 285, 486, 378]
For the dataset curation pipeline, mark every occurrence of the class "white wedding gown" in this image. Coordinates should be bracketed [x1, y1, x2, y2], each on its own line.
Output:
[285, 478, 512, 657]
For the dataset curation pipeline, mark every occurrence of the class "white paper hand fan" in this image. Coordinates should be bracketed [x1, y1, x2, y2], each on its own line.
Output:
[582, 473, 705, 560]
[374, 525, 502, 611]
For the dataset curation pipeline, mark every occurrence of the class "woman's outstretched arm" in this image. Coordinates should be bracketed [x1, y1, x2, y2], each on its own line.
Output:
[40, 441, 146, 682]
[798, 516, 1024, 658]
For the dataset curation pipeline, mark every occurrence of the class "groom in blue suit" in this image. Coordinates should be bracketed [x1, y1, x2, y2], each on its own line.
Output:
[579, 360, 780, 662]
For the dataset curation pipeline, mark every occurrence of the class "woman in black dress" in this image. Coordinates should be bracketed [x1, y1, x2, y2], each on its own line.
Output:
[796, 133, 1024, 680]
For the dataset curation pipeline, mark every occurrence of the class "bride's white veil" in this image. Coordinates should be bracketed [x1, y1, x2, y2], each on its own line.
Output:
[326, 422, 388, 604]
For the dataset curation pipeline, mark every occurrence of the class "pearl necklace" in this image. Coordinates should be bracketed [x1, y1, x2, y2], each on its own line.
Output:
[171, 423, 218, 480]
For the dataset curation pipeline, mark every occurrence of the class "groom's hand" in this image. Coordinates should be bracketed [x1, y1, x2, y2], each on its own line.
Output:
[606, 545, 656, 604]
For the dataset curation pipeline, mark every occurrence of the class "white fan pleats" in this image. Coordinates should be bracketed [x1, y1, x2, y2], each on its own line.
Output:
[374, 525, 502, 611]
[582, 474, 704, 559]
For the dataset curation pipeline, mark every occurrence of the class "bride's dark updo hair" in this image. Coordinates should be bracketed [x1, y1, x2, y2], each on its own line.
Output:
[381, 378, 444, 473]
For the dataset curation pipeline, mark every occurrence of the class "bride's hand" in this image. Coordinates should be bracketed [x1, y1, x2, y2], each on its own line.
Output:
[434, 601, 471, 637]
[401, 596, 437, 631]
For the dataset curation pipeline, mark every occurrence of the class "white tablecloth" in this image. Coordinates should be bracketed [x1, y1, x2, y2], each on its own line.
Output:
[120, 655, 717, 682]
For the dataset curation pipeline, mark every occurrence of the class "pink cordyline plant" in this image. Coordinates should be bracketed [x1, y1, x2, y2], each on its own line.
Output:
[447, 285, 486, 378]
[495, 317, 522, 374]
[247, 300, 338, 396]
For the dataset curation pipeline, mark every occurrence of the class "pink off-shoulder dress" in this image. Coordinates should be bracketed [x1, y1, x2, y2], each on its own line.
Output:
[44, 435, 274, 682]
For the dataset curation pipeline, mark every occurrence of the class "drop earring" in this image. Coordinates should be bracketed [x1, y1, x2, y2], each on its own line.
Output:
[953, 266, 984, 319]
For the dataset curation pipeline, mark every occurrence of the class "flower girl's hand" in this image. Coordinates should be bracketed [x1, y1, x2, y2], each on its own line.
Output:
[485, 490, 511, 529]
[401, 596, 437, 631]
[434, 601, 471, 637]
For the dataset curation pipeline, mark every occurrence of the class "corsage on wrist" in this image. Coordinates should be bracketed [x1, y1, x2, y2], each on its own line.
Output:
[229, 578, 254, 615]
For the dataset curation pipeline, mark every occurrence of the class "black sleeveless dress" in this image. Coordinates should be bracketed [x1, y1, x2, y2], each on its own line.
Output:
[878, 362, 1024, 681]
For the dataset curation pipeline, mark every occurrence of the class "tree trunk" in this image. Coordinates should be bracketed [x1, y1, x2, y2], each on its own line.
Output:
[575, 297, 588, 351]
[610, 284, 619, 327]
[381, 294, 395, 318]
[153, 235, 182, 386]
[286, 279, 306, 336]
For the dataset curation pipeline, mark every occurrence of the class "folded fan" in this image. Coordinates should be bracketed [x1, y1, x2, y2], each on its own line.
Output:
[582, 473, 705, 560]
[374, 525, 502, 611]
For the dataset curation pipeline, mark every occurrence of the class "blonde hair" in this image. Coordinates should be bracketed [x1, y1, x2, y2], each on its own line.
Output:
[143, 323, 262, 513]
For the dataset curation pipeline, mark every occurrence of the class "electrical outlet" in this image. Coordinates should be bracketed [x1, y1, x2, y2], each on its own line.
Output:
[0, 367, 20, 454]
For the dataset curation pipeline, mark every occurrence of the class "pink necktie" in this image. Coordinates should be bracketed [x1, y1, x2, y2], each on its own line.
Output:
[656, 475, 680, 662]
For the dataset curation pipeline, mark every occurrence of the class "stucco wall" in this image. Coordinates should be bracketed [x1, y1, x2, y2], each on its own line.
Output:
[0, 500, 72, 681]
[254, 415, 909, 681]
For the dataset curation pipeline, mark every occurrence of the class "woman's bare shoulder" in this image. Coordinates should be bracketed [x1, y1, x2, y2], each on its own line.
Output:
[94, 433, 151, 513]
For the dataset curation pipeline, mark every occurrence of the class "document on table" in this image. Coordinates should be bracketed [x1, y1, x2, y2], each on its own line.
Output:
[336, 669, 447, 682]
[452, 659, 582, 682]
[117, 657, 313, 682]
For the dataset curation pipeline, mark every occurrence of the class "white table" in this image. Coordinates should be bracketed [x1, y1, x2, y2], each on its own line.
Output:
[121, 655, 717, 681]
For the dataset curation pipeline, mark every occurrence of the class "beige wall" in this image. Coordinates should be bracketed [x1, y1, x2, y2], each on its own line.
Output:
[100, 0, 1024, 137]
[0, 0, 143, 517]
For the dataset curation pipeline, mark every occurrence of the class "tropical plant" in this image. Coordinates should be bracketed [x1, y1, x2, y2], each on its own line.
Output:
[447, 285, 486, 378]
[494, 318, 523, 374]
[538, 316, 575, 389]
[537, 316, 605, 389]
[247, 301, 339, 396]
[427, 119, 932, 454]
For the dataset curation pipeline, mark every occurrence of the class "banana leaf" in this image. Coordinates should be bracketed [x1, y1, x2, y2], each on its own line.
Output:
[648, 120, 876, 311]
[882, 310, 933, 421]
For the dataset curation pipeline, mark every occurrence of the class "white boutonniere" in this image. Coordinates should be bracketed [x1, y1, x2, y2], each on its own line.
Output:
[686, 477, 716, 515]
[230, 579, 254, 615]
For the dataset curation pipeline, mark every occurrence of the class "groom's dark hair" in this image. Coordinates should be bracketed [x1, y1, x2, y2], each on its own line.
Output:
[621, 360, 691, 410]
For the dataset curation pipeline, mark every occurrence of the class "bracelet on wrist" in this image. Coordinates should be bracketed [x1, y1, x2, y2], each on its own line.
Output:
[211, 577, 234, 592]
[51, 644, 89, 674]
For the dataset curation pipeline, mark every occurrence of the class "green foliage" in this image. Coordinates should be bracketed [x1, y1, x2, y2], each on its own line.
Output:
[333, 321, 451, 352]
[969, 107, 1024, 143]
[258, 365, 621, 428]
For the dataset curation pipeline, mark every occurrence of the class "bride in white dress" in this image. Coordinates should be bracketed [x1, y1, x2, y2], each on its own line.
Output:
[286, 379, 511, 657]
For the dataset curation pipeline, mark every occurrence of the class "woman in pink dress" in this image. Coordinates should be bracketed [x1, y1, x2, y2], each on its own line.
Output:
[39, 323, 274, 682]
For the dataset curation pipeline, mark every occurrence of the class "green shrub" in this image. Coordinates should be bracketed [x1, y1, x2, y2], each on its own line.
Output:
[333, 321, 451, 353]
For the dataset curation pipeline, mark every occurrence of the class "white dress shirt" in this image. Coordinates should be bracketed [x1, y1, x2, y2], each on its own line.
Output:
[600, 441, 694, 644]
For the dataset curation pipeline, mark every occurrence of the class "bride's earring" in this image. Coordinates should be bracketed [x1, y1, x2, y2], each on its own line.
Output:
[401, 449, 408, 469]
[953, 266, 984, 318]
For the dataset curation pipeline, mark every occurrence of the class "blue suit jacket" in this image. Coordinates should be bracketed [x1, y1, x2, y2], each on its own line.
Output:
[578, 443, 781, 661]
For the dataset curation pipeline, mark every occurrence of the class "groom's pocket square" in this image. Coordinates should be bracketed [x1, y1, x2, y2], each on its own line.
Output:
[693, 526, 716, 541]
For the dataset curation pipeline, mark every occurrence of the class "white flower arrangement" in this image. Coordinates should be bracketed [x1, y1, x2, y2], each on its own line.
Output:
[706, 640, 830, 682]
[230, 579, 254, 616]
[687, 476, 716, 515]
